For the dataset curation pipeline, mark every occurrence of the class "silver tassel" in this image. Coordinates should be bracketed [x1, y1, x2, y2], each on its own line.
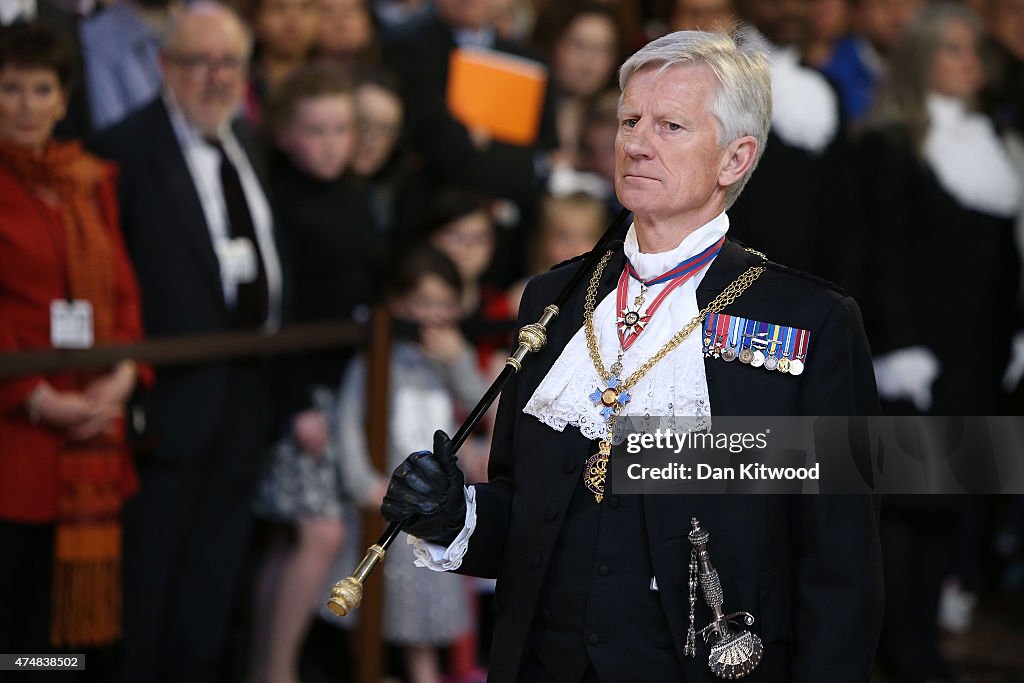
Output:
[685, 549, 698, 657]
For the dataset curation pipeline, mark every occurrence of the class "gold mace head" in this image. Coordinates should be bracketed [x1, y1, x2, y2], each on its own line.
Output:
[326, 577, 364, 617]
[325, 543, 386, 618]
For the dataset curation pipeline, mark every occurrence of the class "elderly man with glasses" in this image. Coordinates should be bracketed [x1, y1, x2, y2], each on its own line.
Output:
[92, 3, 284, 681]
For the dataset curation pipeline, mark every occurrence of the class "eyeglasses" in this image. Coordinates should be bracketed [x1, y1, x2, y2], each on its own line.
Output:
[167, 53, 248, 77]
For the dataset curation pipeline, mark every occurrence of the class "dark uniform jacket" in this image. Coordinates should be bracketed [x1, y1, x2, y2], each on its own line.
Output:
[855, 124, 1021, 415]
[456, 237, 884, 682]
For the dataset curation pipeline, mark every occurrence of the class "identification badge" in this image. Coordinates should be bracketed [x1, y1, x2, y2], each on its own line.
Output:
[50, 299, 94, 348]
[217, 237, 258, 284]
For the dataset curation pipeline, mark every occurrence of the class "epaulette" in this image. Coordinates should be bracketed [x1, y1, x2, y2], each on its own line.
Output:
[548, 252, 588, 271]
[730, 238, 849, 297]
[763, 260, 849, 297]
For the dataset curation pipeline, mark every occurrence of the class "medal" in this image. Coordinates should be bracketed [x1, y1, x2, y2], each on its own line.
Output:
[714, 313, 730, 358]
[777, 325, 794, 373]
[750, 322, 767, 367]
[581, 244, 765, 504]
[703, 313, 717, 358]
[721, 315, 741, 361]
[584, 437, 612, 503]
[616, 282, 650, 342]
[617, 308, 649, 337]
[789, 327, 810, 375]
[589, 374, 631, 422]
[738, 319, 755, 363]
[620, 237, 727, 352]
[723, 317, 809, 376]
[763, 324, 780, 371]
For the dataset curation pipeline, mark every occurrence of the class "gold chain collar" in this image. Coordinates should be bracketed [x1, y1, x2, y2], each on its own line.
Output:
[584, 248, 766, 391]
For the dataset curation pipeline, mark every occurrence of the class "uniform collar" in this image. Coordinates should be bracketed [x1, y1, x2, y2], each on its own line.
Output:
[623, 212, 729, 281]
[695, 238, 765, 308]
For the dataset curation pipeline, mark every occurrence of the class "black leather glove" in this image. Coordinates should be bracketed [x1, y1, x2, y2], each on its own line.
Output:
[381, 430, 466, 546]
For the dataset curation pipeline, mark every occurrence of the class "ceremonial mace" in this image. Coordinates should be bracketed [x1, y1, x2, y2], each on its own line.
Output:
[326, 207, 634, 617]
[687, 517, 764, 679]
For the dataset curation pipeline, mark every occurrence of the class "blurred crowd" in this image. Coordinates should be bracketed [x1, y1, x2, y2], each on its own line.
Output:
[0, 0, 1023, 681]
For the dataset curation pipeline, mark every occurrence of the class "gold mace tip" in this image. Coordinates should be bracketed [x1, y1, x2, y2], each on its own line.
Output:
[326, 577, 363, 617]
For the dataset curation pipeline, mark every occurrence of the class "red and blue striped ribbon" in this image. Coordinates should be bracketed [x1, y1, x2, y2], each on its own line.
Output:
[625, 235, 726, 286]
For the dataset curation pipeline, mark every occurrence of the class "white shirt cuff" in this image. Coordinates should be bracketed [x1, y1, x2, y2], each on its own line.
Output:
[873, 346, 940, 412]
[410, 485, 477, 572]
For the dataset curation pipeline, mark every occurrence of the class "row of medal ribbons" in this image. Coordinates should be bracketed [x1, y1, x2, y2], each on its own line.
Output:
[701, 313, 811, 376]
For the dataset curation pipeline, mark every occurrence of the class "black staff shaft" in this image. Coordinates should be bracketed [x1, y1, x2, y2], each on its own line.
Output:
[328, 207, 632, 617]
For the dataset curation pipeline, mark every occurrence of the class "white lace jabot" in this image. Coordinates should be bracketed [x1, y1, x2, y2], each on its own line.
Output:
[523, 213, 729, 440]
[924, 93, 1021, 218]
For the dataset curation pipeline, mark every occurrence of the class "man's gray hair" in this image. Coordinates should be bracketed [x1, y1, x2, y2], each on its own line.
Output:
[161, 1, 254, 59]
[618, 30, 772, 208]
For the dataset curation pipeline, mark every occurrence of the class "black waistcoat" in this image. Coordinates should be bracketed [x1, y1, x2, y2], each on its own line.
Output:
[529, 475, 683, 682]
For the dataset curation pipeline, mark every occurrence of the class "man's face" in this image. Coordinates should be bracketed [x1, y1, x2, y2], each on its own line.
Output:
[987, 0, 1024, 60]
[854, 0, 922, 54]
[737, 0, 809, 47]
[615, 63, 732, 232]
[161, 10, 250, 136]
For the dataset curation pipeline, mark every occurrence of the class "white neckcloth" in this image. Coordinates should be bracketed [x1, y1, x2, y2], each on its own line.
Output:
[923, 93, 1021, 218]
[523, 213, 729, 440]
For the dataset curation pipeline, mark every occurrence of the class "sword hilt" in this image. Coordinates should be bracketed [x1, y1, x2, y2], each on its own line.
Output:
[687, 517, 764, 679]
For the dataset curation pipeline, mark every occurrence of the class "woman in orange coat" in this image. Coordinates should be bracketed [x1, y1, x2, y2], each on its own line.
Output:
[0, 23, 148, 656]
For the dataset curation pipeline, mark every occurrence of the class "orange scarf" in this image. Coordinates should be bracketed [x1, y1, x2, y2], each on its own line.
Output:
[0, 139, 127, 647]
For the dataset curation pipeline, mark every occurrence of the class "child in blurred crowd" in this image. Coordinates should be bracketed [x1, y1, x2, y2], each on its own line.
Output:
[249, 63, 373, 683]
[423, 188, 498, 320]
[507, 191, 608, 318]
[337, 246, 482, 683]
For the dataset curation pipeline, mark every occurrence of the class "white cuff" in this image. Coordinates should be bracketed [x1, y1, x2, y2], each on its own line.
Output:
[873, 346, 940, 412]
[1002, 332, 1024, 392]
[410, 485, 477, 572]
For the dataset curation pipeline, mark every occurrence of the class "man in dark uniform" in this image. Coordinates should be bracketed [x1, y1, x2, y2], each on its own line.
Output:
[382, 30, 883, 683]
[728, 0, 858, 289]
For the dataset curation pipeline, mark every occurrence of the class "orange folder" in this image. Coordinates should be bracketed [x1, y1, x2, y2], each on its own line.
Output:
[446, 46, 548, 147]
